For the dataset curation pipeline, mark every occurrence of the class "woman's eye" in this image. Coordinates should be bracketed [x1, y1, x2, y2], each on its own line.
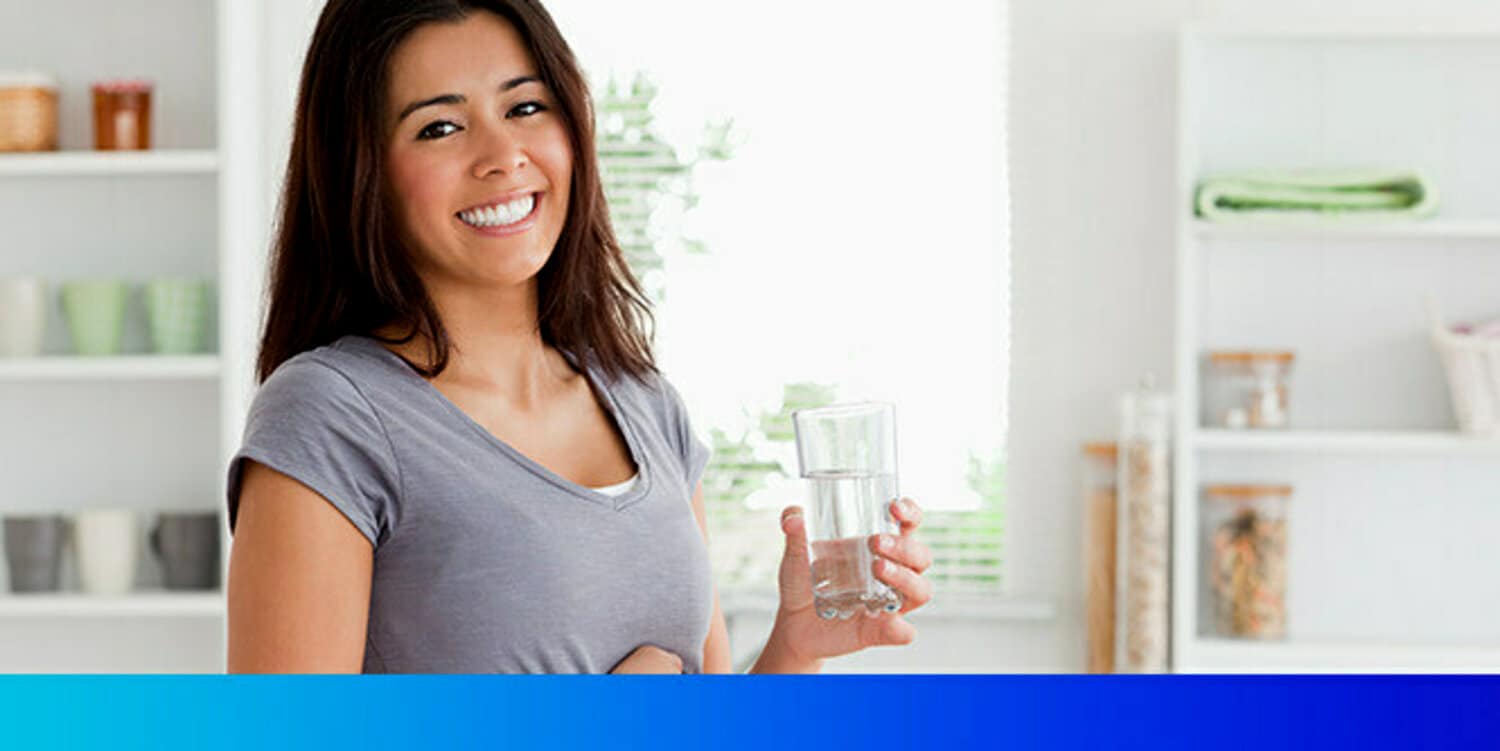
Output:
[417, 121, 461, 140]
[509, 101, 547, 118]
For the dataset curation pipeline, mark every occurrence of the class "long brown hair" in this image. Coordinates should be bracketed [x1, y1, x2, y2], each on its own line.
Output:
[257, 0, 656, 384]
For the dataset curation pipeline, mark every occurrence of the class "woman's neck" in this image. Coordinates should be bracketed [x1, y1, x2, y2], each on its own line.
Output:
[380, 279, 576, 410]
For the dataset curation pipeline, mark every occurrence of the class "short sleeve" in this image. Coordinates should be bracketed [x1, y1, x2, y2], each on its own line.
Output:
[655, 374, 712, 496]
[226, 357, 401, 547]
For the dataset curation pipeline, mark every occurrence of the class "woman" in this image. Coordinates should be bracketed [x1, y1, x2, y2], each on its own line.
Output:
[226, 0, 933, 673]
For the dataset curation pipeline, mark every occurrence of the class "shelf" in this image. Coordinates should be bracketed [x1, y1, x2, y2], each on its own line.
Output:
[0, 592, 224, 618]
[0, 150, 218, 177]
[1184, 637, 1500, 674]
[1194, 429, 1500, 456]
[1192, 219, 1500, 241]
[1188, 23, 1500, 41]
[0, 356, 220, 381]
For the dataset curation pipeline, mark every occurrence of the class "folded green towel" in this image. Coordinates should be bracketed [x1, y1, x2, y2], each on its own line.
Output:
[1195, 168, 1438, 222]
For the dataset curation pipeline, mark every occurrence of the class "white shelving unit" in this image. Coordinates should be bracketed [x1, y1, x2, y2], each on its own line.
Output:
[1195, 429, 1500, 457]
[0, 149, 218, 177]
[0, 0, 265, 673]
[0, 356, 221, 381]
[1190, 639, 1500, 675]
[1173, 25, 1500, 673]
[0, 592, 225, 619]
[1193, 219, 1500, 241]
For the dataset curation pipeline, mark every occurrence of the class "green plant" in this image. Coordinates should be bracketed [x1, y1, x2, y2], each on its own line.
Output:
[594, 72, 736, 302]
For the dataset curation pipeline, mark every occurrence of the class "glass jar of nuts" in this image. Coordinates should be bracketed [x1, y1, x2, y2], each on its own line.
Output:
[1203, 484, 1290, 640]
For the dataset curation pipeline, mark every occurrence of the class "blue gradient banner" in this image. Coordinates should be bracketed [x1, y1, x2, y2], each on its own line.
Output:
[0, 676, 1495, 749]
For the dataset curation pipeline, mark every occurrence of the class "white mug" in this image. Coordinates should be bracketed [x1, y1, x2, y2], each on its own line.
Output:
[0, 276, 47, 358]
[73, 509, 138, 596]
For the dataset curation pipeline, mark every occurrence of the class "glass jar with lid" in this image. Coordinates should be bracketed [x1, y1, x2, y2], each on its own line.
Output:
[1205, 351, 1295, 429]
[1202, 484, 1290, 640]
[91, 79, 153, 150]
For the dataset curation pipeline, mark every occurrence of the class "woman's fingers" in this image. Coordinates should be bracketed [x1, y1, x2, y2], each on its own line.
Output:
[869, 497, 933, 616]
[889, 497, 923, 533]
[878, 613, 917, 645]
[873, 557, 934, 613]
[860, 611, 917, 648]
[868, 531, 932, 573]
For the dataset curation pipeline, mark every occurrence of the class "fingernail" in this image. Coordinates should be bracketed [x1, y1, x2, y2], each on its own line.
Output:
[878, 535, 893, 551]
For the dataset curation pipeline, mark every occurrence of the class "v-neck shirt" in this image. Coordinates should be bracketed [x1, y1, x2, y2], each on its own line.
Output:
[225, 334, 714, 673]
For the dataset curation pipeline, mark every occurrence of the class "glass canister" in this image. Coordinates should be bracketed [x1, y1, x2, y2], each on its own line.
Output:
[1203, 484, 1290, 640]
[91, 79, 153, 150]
[1116, 377, 1171, 673]
[1205, 351, 1295, 429]
[1081, 442, 1118, 674]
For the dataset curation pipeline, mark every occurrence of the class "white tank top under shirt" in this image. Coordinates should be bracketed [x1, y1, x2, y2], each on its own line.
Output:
[590, 473, 639, 496]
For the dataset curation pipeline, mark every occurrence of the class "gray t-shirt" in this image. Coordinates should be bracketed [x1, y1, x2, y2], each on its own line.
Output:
[225, 335, 715, 673]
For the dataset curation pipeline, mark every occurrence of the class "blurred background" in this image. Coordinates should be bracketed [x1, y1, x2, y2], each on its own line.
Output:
[0, 0, 1498, 673]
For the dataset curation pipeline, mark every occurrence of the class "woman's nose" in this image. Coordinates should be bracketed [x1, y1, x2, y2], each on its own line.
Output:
[469, 122, 528, 179]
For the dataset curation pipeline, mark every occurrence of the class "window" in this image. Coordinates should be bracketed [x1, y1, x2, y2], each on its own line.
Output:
[555, 1, 1010, 595]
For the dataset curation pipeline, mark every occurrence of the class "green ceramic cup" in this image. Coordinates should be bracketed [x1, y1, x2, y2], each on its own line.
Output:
[60, 280, 128, 356]
[144, 278, 209, 354]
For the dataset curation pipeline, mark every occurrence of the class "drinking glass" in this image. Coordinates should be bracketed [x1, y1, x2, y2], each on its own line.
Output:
[792, 401, 902, 620]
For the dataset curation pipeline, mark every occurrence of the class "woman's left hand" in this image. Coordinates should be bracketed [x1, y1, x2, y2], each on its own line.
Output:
[765, 497, 933, 668]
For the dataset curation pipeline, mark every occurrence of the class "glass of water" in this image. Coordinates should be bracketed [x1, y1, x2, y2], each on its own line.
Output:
[792, 401, 903, 620]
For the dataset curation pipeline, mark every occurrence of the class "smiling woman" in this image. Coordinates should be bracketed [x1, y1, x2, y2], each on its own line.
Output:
[382, 16, 570, 300]
[255, 0, 646, 382]
[225, 0, 932, 675]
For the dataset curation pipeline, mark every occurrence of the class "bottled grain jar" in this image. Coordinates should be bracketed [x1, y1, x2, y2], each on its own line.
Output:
[0, 72, 59, 152]
[1116, 377, 1171, 673]
[1203, 484, 1290, 639]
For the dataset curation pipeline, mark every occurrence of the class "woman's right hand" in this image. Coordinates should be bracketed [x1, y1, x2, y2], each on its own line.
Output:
[609, 644, 684, 674]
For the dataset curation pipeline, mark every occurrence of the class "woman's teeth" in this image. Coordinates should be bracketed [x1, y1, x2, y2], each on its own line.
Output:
[458, 194, 536, 228]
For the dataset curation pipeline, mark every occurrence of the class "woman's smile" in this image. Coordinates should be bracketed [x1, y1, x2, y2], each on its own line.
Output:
[455, 190, 544, 236]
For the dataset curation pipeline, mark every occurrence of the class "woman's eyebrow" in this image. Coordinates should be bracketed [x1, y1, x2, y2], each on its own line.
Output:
[396, 74, 542, 123]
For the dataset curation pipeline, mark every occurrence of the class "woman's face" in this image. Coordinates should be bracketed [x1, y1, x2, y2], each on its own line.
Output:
[384, 10, 573, 294]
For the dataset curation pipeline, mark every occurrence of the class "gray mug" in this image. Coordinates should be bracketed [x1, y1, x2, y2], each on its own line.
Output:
[4, 515, 67, 593]
[150, 512, 220, 590]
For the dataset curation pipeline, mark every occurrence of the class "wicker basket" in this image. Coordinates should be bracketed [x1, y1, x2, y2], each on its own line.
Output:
[0, 73, 59, 152]
[1432, 312, 1500, 437]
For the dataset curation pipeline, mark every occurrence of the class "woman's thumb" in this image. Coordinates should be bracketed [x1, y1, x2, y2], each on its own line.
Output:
[778, 506, 814, 610]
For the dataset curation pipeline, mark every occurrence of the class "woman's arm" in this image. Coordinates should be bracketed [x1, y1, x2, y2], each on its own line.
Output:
[226, 460, 374, 673]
